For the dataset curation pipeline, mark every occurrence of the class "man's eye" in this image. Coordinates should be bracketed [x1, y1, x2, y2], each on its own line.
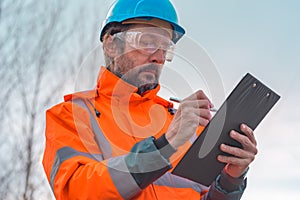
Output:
[140, 39, 155, 47]
[160, 42, 169, 50]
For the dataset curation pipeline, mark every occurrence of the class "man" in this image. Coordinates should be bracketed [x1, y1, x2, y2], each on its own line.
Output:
[42, 0, 258, 199]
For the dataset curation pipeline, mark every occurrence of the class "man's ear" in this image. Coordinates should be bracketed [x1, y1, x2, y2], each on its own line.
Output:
[103, 35, 118, 58]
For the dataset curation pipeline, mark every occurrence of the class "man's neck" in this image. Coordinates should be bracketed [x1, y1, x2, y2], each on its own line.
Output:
[137, 83, 158, 95]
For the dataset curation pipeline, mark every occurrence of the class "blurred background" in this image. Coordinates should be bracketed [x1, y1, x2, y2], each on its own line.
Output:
[0, 0, 299, 199]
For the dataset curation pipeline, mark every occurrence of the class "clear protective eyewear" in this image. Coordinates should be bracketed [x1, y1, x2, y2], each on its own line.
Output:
[114, 31, 175, 62]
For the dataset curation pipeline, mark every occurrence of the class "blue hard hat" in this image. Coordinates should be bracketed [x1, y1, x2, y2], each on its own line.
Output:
[100, 0, 185, 43]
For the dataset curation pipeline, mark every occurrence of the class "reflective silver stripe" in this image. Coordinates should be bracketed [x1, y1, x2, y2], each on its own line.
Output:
[153, 172, 208, 194]
[108, 155, 142, 199]
[72, 98, 112, 159]
[73, 99, 141, 199]
[50, 146, 102, 191]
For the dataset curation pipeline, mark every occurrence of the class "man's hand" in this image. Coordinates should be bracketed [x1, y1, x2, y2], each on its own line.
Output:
[218, 124, 258, 178]
[166, 90, 213, 150]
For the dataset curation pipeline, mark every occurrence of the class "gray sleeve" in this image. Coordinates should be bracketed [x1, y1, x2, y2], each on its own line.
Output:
[125, 137, 173, 189]
[201, 169, 247, 200]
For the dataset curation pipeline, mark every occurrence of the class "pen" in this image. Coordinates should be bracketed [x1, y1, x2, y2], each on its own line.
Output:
[169, 97, 218, 112]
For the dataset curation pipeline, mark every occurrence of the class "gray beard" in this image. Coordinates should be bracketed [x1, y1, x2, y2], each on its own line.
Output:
[109, 63, 161, 93]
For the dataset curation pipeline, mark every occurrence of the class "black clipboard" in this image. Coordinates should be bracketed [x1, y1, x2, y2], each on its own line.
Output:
[172, 73, 280, 186]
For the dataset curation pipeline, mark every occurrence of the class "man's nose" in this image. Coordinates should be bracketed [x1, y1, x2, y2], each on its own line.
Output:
[148, 49, 166, 64]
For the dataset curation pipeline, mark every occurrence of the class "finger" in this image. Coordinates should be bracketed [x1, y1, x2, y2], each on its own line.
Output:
[197, 100, 211, 109]
[240, 124, 257, 146]
[180, 99, 211, 111]
[199, 108, 212, 121]
[185, 90, 214, 107]
[220, 144, 255, 160]
[217, 154, 252, 166]
[187, 106, 211, 121]
[198, 117, 210, 127]
[230, 130, 258, 155]
[182, 107, 211, 125]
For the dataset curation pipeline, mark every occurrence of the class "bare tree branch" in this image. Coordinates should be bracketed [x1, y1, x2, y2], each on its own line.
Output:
[0, 1, 104, 199]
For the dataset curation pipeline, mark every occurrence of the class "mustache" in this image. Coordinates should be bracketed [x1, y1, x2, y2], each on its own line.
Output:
[137, 63, 161, 74]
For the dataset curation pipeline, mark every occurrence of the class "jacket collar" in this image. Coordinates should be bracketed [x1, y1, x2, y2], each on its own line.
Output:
[96, 66, 160, 103]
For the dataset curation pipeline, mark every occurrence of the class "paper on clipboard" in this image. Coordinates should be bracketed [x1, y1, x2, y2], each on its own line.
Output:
[172, 73, 280, 186]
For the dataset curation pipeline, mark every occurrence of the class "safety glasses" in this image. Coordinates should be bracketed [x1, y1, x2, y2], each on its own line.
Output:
[114, 31, 175, 62]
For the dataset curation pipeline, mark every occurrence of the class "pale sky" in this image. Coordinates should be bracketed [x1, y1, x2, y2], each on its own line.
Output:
[169, 0, 300, 199]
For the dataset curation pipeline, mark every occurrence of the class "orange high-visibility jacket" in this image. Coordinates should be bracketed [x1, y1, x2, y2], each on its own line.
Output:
[42, 67, 245, 200]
